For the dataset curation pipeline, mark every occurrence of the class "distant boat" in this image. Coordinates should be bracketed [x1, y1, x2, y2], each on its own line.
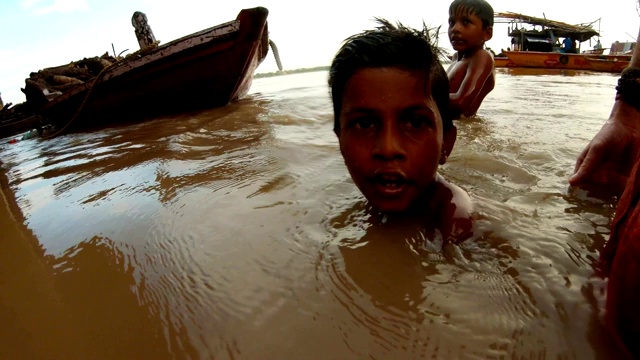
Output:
[23, 6, 277, 134]
[494, 56, 516, 68]
[584, 56, 631, 73]
[493, 12, 629, 73]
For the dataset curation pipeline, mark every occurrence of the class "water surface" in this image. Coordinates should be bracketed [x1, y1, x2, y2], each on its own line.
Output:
[0, 68, 626, 359]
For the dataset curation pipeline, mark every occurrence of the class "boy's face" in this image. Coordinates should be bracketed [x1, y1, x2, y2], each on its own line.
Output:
[335, 67, 455, 213]
[448, 6, 492, 52]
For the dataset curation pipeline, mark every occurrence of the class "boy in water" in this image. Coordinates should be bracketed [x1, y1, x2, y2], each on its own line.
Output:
[328, 19, 473, 244]
[447, 0, 495, 118]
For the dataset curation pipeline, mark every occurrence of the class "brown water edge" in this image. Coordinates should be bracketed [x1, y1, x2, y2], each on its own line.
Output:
[0, 103, 250, 359]
[0, 168, 177, 359]
[0, 96, 310, 359]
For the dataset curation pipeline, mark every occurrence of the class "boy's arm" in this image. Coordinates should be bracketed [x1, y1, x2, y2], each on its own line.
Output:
[449, 50, 494, 116]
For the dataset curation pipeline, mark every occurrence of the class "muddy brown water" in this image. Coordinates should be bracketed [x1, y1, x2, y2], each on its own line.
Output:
[0, 69, 628, 359]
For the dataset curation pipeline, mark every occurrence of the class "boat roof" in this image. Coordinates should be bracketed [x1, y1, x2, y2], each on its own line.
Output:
[495, 12, 600, 42]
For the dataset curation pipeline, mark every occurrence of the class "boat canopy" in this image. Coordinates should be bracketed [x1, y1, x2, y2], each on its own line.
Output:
[495, 12, 600, 42]
[524, 36, 552, 44]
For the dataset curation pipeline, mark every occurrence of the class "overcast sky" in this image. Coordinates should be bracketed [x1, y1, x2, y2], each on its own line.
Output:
[1, 0, 639, 105]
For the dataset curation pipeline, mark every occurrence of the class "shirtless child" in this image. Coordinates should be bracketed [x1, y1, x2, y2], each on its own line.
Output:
[447, 0, 495, 118]
[328, 19, 473, 244]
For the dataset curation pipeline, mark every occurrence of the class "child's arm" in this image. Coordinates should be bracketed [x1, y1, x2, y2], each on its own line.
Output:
[449, 50, 494, 116]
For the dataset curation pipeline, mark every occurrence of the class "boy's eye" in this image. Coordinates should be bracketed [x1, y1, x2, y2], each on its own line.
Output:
[402, 115, 432, 129]
[347, 117, 377, 130]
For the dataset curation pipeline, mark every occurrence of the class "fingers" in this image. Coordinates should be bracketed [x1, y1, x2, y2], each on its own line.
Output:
[569, 171, 628, 198]
[573, 146, 588, 175]
[569, 145, 600, 186]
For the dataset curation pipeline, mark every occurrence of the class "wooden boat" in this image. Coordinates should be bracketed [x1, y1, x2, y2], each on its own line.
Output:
[584, 57, 630, 73]
[0, 100, 44, 139]
[24, 6, 275, 133]
[502, 51, 593, 70]
[494, 56, 516, 67]
[0, 114, 42, 140]
[494, 12, 627, 73]
[501, 51, 630, 73]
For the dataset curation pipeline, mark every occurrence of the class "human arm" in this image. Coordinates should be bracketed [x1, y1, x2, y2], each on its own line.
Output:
[449, 50, 494, 117]
[569, 25, 640, 195]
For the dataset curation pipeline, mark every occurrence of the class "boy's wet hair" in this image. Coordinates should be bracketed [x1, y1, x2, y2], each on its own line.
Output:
[449, 0, 494, 28]
[329, 18, 452, 134]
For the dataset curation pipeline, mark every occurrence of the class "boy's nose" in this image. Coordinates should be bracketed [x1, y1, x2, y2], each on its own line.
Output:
[373, 126, 406, 161]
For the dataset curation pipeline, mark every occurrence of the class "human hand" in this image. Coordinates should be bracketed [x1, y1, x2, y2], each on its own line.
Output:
[569, 100, 640, 195]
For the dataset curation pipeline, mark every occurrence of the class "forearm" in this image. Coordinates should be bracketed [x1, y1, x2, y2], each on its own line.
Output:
[608, 101, 640, 133]
[449, 92, 463, 109]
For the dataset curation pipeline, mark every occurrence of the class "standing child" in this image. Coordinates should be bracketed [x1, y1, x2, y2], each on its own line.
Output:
[328, 19, 473, 244]
[447, 0, 495, 118]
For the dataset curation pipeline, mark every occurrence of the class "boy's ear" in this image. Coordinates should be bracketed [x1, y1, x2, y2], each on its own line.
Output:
[440, 125, 457, 165]
[484, 26, 493, 41]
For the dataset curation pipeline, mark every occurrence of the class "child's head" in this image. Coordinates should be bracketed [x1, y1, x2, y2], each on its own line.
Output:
[448, 0, 494, 52]
[329, 19, 452, 134]
[449, 0, 494, 28]
[328, 19, 456, 213]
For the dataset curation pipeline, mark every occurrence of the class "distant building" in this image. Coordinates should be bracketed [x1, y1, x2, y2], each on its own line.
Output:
[610, 41, 636, 54]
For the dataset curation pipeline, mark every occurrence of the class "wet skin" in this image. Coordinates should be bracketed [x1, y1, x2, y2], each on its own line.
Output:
[335, 67, 472, 242]
[447, 7, 495, 117]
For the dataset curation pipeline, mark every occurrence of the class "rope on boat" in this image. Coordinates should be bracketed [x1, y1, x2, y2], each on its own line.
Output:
[44, 42, 160, 139]
[43, 64, 113, 139]
[269, 39, 283, 71]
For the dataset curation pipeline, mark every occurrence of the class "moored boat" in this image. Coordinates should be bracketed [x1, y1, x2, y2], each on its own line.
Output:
[501, 51, 630, 73]
[23, 6, 277, 135]
[494, 12, 628, 73]
[584, 57, 630, 73]
[502, 51, 592, 70]
[0, 110, 42, 140]
[494, 56, 516, 68]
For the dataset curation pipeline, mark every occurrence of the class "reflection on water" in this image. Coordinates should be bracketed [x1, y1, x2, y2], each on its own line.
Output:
[0, 69, 629, 358]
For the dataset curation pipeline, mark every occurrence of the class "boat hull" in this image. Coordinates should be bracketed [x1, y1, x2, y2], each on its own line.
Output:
[494, 56, 517, 68]
[500, 51, 630, 73]
[585, 57, 630, 73]
[36, 7, 270, 130]
[0, 114, 42, 139]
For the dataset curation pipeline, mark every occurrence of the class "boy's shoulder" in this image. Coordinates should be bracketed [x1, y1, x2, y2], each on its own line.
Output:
[436, 178, 472, 216]
[457, 47, 493, 63]
[466, 48, 495, 71]
[472, 48, 494, 61]
[433, 177, 474, 244]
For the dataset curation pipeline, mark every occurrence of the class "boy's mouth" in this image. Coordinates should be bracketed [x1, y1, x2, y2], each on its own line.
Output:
[450, 37, 464, 45]
[369, 172, 410, 195]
